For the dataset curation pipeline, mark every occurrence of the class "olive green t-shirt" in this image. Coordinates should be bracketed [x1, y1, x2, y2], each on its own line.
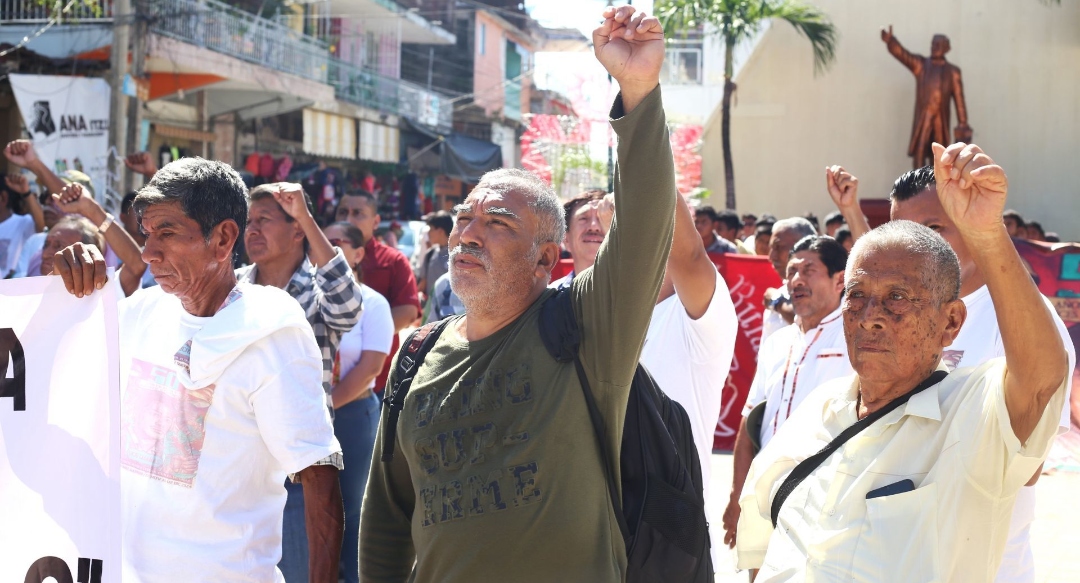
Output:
[360, 86, 677, 583]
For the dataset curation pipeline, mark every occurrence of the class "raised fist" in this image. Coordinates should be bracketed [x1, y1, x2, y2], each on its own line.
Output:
[4, 173, 30, 196]
[124, 152, 159, 178]
[593, 6, 665, 97]
[932, 142, 1008, 237]
[825, 165, 859, 211]
[4, 140, 39, 167]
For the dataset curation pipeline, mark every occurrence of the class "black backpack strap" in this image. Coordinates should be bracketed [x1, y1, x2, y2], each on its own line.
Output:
[539, 290, 631, 543]
[380, 318, 452, 463]
[769, 369, 949, 527]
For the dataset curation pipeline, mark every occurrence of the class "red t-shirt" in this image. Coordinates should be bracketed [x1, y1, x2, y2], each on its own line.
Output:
[361, 238, 420, 392]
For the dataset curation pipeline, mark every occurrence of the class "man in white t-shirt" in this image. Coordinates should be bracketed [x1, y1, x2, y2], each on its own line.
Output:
[889, 164, 1076, 583]
[639, 195, 738, 565]
[722, 235, 852, 551]
[52, 157, 343, 583]
[760, 218, 817, 342]
[0, 175, 40, 278]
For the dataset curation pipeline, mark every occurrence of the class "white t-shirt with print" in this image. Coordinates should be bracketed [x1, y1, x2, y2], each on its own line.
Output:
[117, 283, 339, 582]
[640, 269, 737, 565]
[947, 285, 1076, 583]
[0, 213, 35, 277]
[743, 305, 852, 450]
[337, 284, 395, 383]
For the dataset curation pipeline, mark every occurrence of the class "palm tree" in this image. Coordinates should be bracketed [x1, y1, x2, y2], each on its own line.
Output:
[656, 0, 838, 210]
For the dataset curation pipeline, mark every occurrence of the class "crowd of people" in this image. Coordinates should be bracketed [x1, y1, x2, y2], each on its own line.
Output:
[1, 5, 1075, 583]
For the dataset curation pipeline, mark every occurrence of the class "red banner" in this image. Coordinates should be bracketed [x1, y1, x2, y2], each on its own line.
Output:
[709, 253, 782, 451]
[1014, 239, 1080, 429]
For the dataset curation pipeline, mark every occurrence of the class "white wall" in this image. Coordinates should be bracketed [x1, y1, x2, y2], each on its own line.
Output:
[700, 0, 1080, 240]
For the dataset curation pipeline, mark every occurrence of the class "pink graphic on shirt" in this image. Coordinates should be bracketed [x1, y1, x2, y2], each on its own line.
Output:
[121, 359, 216, 487]
[942, 350, 965, 371]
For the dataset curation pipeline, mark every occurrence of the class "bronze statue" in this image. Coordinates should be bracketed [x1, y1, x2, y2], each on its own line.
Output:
[882, 26, 972, 168]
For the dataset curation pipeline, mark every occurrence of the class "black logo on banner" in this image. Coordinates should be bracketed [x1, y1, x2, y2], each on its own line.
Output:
[31, 101, 56, 136]
[1, 328, 26, 411]
[23, 556, 103, 583]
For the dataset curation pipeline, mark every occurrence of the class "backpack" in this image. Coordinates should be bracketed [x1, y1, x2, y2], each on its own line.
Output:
[380, 289, 712, 583]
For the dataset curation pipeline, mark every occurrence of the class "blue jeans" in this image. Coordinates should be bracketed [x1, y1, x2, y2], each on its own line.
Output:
[334, 394, 381, 583]
[278, 394, 380, 583]
[279, 479, 308, 583]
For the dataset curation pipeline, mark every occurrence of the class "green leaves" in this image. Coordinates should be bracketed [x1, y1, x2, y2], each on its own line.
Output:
[655, 0, 839, 75]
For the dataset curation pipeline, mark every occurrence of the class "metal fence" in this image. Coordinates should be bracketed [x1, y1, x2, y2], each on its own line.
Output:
[147, 0, 330, 83]
[0, 0, 114, 22]
[328, 58, 452, 134]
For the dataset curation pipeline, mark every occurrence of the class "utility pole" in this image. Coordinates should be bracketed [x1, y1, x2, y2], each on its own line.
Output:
[127, 0, 147, 187]
[108, 0, 132, 198]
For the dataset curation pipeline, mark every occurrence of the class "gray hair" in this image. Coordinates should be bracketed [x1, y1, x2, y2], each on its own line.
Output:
[133, 157, 248, 249]
[473, 168, 566, 246]
[848, 220, 961, 304]
[52, 215, 104, 250]
[772, 217, 818, 240]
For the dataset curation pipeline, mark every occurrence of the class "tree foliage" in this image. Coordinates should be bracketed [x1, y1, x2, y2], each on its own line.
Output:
[656, 0, 838, 75]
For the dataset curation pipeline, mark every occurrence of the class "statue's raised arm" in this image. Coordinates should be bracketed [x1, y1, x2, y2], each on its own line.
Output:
[881, 25, 922, 74]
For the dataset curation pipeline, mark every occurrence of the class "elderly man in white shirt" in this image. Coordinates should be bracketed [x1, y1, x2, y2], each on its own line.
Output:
[887, 164, 1076, 583]
[721, 235, 853, 550]
[736, 143, 1072, 582]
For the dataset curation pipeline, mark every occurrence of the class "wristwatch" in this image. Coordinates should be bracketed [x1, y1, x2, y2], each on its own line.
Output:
[98, 213, 115, 235]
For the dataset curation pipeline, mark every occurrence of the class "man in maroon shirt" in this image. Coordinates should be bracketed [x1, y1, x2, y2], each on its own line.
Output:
[336, 190, 420, 392]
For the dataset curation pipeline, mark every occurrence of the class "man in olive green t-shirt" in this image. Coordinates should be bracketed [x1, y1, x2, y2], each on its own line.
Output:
[359, 6, 676, 582]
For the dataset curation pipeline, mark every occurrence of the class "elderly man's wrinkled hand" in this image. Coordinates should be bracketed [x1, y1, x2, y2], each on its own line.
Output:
[932, 142, 1008, 237]
[53, 242, 108, 298]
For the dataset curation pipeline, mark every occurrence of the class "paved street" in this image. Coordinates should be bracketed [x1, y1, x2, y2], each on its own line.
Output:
[707, 451, 1080, 582]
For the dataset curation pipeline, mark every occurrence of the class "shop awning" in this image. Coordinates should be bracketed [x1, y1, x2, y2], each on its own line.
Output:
[303, 108, 357, 160]
[404, 118, 503, 182]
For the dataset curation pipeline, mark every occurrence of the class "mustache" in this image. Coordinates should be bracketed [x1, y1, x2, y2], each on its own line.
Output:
[450, 245, 492, 269]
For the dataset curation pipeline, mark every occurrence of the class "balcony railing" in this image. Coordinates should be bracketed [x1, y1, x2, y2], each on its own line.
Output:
[329, 59, 452, 134]
[148, 0, 330, 83]
[2, 0, 453, 132]
[0, 0, 114, 22]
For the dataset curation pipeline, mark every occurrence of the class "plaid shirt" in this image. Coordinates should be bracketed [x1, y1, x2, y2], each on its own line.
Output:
[236, 249, 363, 406]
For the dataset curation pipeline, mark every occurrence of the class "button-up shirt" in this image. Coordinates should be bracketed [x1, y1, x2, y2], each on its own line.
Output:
[743, 305, 850, 449]
[736, 359, 1068, 582]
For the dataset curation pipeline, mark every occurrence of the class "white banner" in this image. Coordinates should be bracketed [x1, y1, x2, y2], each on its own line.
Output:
[0, 275, 120, 583]
[9, 74, 112, 208]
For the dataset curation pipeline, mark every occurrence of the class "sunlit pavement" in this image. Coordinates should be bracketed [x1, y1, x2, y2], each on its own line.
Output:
[707, 451, 1080, 583]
